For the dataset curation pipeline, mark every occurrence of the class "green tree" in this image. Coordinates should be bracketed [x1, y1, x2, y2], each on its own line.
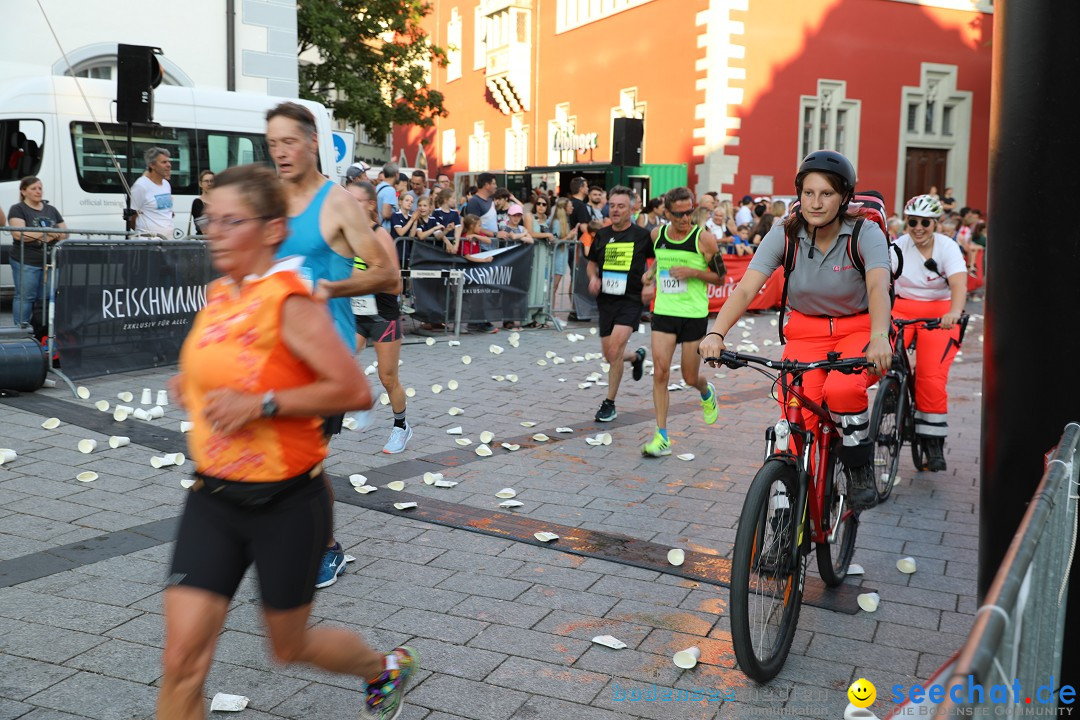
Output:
[297, 0, 448, 141]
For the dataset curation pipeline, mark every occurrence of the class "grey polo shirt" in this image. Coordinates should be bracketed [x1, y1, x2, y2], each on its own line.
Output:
[749, 217, 891, 317]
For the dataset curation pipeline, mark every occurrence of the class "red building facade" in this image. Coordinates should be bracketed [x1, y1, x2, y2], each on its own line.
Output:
[393, 0, 993, 213]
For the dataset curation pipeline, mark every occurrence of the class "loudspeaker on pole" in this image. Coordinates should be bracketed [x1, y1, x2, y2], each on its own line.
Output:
[612, 117, 644, 167]
[116, 44, 164, 124]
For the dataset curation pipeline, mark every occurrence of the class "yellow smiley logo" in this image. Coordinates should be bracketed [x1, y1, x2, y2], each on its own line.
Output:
[848, 678, 876, 708]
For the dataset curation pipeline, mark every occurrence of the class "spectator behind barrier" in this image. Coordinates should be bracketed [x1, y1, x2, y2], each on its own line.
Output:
[7, 175, 67, 332]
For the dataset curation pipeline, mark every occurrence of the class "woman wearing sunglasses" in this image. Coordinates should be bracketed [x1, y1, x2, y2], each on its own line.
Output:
[891, 194, 967, 472]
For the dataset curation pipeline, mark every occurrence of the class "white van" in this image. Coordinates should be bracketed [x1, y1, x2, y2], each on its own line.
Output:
[0, 75, 339, 297]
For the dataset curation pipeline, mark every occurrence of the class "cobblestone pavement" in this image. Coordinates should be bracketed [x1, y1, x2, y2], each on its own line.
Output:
[0, 303, 986, 719]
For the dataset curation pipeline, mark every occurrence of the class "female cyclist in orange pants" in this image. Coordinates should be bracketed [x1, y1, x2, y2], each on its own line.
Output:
[699, 151, 894, 511]
[891, 194, 967, 471]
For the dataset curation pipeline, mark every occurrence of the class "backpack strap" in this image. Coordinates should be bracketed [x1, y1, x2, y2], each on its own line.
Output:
[846, 218, 866, 275]
[777, 232, 799, 344]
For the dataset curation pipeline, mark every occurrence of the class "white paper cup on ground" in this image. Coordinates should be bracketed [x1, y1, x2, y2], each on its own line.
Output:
[0, 449, 17, 464]
[95, 400, 110, 412]
[163, 452, 185, 466]
[394, 502, 418, 510]
[148, 406, 165, 419]
[591, 635, 627, 649]
[480, 431, 494, 444]
[495, 488, 517, 499]
[534, 531, 559, 542]
[133, 408, 151, 421]
[448, 380, 459, 390]
[76, 471, 98, 483]
[77, 439, 98, 454]
[41, 417, 61, 429]
[156, 390, 169, 405]
[210, 693, 249, 712]
[896, 556, 917, 574]
[667, 548, 686, 566]
[423, 472, 444, 485]
[150, 456, 169, 468]
[114, 405, 133, 421]
[117, 391, 134, 402]
[140, 388, 152, 405]
[180, 421, 194, 433]
[673, 646, 701, 669]
[180, 478, 196, 489]
[857, 592, 881, 613]
[349, 473, 368, 487]
[108, 436, 130, 449]
[76, 386, 91, 399]
[386, 481, 405, 491]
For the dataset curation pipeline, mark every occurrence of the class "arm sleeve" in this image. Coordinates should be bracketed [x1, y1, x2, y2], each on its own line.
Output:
[130, 180, 147, 213]
[855, 221, 892, 272]
[939, 235, 968, 276]
[746, 224, 787, 276]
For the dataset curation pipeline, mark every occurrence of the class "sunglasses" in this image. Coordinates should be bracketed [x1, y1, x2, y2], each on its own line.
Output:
[907, 218, 933, 228]
[669, 208, 695, 219]
[535, 201, 547, 206]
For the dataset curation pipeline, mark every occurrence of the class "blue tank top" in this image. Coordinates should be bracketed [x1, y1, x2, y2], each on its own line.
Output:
[278, 181, 356, 351]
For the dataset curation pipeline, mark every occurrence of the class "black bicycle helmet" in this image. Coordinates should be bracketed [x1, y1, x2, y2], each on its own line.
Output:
[796, 150, 857, 194]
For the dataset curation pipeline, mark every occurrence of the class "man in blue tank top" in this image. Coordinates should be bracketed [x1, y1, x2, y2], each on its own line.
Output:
[267, 102, 400, 590]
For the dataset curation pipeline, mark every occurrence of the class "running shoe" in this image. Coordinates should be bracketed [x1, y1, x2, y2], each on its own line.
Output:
[700, 382, 718, 425]
[468, 322, 498, 334]
[926, 436, 947, 472]
[595, 399, 617, 422]
[631, 347, 647, 381]
[383, 423, 413, 454]
[641, 429, 671, 457]
[315, 542, 347, 588]
[360, 646, 419, 720]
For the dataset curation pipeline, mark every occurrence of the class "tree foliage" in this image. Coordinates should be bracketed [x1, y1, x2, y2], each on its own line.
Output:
[297, 0, 447, 140]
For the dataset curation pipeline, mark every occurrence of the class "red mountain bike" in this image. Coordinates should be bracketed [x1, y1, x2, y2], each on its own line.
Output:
[705, 349, 872, 681]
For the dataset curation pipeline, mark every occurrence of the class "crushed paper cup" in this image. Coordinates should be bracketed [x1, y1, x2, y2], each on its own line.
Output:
[180, 477, 197, 489]
[180, 421, 194, 433]
[209, 693, 249, 712]
[76, 471, 98, 483]
[509, 332, 521, 342]
[536, 359, 548, 366]
[43, 378, 56, 388]
[78, 439, 98, 454]
[586, 372, 602, 382]
[501, 443, 520, 451]
[534, 531, 559, 542]
[0, 449, 17, 464]
[76, 386, 91, 400]
[520, 421, 537, 427]
[108, 436, 130, 449]
[434, 480, 458, 488]
[857, 592, 881, 613]
[847, 564, 865, 576]
[492, 375, 505, 382]
[117, 391, 134, 402]
[448, 407, 464, 416]
[42, 417, 61, 429]
[508, 337, 520, 348]
[394, 502, 418, 510]
[455, 438, 473, 446]
[897, 557, 917, 574]
[113, 406, 132, 421]
[386, 481, 405, 491]
[667, 548, 686, 566]
[349, 474, 369, 487]
[364, 365, 377, 376]
[480, 431, 494, 444]
[354, 485, 377, 494]
[405, 387, 416, 398]
[495, 488, 517, 499]
[432, 384, 444, 394]
[586, 436, 604, 446]
[133, 409, 151, 421]
[590, 327, 598, 335]
[600, 362, 611, 373]
[341, 417, 359, 430]
[552, 357, 566, 365]
[532, 433, 549, 442]
[379, 393, 390, 406]
[157, 390, 168, 405]
[425, 337, 436, 346]
[140, 388, 152, 405]
[448, 340, 461, 347]
[556, 427, 573, 433]
[673, 646, 701, 669]
[507, 374, 518, 382]
[489, 344, 504, 355]
[95, 400, 110, 412]
[461, 355, 472, 365]
[545, 351, 557, 359]
[845, 704, 882, 720]
[447, 380, 459, 391]
[592, 635, 627, 650]
[447, 426, 463, 435]
[475, 444, 493, 456]
[499, 499, 523, 508]
[423, 472, 444, 485]
[578, 383, 593, 389]
[677, 453, 695, 461]
[148, 406, 165, 419]
[572, 356, 585, 362]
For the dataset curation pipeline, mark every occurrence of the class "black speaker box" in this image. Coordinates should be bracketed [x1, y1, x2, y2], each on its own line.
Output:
[612, 117, 643, 166]
[116, 44, 164, 124]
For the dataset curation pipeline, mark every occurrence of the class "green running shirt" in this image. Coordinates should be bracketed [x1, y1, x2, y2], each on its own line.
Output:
[653, 225, 709, 318]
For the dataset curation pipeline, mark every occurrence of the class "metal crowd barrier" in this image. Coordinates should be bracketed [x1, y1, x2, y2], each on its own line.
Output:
[920, 422, 1079, 716]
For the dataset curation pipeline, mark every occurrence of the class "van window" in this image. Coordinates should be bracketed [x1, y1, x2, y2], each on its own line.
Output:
[71, 121, 196, 194]
[201, 130, 270, 173]
[0, 119, 46, 182]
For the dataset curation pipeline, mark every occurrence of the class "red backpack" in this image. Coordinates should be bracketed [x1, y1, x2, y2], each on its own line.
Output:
[777, 190, 903, 343]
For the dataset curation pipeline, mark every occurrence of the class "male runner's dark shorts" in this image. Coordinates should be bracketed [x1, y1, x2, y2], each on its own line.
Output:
[597, 297, 643, 338]
[355, 315, 403, 343]
[650, 313, 708, 344]
[168, 469, 331, 610]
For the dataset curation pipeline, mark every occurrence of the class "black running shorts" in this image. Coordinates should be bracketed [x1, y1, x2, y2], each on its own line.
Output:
[597, 297, 643, 338]
[650, 313, 708, 344]
[355, 315, 403, 343]
[168, 471, 331, 610]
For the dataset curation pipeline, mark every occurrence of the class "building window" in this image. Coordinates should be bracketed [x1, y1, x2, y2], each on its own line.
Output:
[468, 121, 489, 172]
[942, 104, 954, 136]
[447, 8, 462, 82]
[797, 79, 861, 164]
[505, 113, 528, 171]
[473, 6, 487, 71]
[907, 103, 919, 133]
[442, 128, 456, 166]
[903, 66, 967, 141]
[556, 0, 654, 33]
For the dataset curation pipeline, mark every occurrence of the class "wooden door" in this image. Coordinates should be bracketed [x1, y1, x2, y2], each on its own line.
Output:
[904, 148, 948, 203]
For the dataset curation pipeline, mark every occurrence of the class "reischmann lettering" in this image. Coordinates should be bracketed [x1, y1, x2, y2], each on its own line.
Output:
[101, 285, 207, 319]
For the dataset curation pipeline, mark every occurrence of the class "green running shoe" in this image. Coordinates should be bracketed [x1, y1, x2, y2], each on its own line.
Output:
[641, 429, 671, 457]
[701, 382, 718, 425]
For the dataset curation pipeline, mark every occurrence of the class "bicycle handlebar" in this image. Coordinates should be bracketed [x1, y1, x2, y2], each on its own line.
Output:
[704, 350, 873, 375]
[893, 312, 970, 344]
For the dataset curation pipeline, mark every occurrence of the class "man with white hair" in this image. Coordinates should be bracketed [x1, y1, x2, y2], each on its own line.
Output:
[129, 147, 174, 237]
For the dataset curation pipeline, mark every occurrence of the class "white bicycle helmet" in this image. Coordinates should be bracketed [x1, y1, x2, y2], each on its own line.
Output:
[904, 194, 943, 218]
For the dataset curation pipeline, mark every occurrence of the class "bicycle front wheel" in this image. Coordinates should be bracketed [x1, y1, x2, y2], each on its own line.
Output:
[816, 451, 858, 587]
[730, 459, 805, 682]
[870, 376, 904, 501]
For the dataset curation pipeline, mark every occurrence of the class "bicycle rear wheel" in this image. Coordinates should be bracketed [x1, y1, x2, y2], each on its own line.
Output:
[870, 376, 904, 501]
[730, 459, 805, 682]
[816, 450, 859, 586]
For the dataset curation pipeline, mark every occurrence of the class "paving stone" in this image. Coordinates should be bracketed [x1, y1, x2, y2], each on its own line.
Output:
[514, 584, 618, 617]
[435, 571, 531, 601]
[510, 563, 600, 591]
[468, 623, 588, 666]
[0, 589, 143, 635]
[486, 656, 609, 705]
[0, 617, 106, 664]
[406, 674, 528, 720]
[24, 670, 158, 720]
[805, 634, 919, 677]
[0, 698, 34, 720]
[448, 595, 550, 628]
[405, 637, 506, 681]
[605, 598, 717, 636]
[378, 607, 487, 644]
[203, 661, 311, 713]
[0, 653, 78, 702]
[427, 550, 526, 578]
[63, 638, 163, 685]
[589, 677, 720, 720]
[532, 609, 655, 649]
[587, 575, 691, 607]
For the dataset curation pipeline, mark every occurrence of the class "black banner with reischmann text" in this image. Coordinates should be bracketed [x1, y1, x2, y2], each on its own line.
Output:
[409, 242, 534, 324]
[52, 239, 213, 379]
